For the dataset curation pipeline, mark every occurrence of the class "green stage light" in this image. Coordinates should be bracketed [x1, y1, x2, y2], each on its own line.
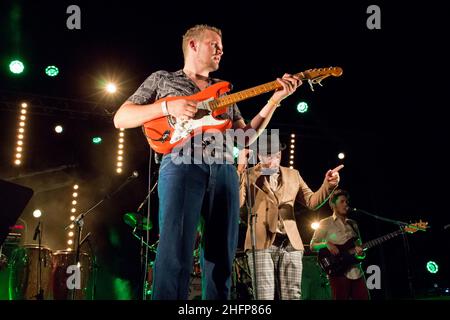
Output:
[92, 137, 102, 144]
[9, 60, 24, 74]
[426, 261, 439, 274]
[233, 146, 239, 159]
[45, 65, 59, 77]
[297, 101, 308, 113]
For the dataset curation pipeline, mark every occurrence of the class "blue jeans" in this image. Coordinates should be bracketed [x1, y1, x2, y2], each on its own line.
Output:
[151, 155, 239, 300]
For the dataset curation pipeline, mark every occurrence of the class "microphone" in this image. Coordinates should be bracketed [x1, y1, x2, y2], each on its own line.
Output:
[128, 171, 139, 179]
[348, 207, 358, 212]
[33, 221, 41, 241]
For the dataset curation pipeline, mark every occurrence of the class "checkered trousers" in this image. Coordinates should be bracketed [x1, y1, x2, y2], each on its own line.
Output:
[246, 243, 303, 300]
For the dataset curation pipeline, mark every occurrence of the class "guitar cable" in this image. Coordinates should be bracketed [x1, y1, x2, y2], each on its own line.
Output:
[143, 147, 154, 300]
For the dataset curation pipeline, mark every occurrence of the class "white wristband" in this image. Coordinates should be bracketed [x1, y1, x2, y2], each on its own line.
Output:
[161, 100, 170, 116]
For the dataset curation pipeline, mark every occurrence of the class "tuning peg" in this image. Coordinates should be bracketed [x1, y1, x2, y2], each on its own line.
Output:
[308, 79, 315, 92]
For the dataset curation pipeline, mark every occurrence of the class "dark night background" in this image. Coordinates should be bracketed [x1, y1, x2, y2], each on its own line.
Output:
[0, 0, 449, 300]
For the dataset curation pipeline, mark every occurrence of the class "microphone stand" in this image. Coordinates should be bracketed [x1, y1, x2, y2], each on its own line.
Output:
[134, 173, 158, 297]
[65, 172, 138, 300]
[242, 152, 258, 300]
[137, 181, 158, 300]
[352, 208, 415, 299]
[131, 228, 158, 251]
[140, 149, 158, 300]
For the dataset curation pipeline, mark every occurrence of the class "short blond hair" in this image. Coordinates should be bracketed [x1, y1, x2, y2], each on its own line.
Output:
[182, 24, 222, 58]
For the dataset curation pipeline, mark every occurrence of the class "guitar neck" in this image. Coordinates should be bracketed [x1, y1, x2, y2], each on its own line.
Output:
[209, 71, 307, 111]
[362, 230, 403, 251]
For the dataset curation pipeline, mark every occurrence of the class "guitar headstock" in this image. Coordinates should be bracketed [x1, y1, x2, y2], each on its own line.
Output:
[303, 67, 343, 79]
[296, 67, 343, 91]
[404, 220, 429, 233]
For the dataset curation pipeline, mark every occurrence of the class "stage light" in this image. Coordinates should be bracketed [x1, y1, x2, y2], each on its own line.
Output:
[9, 60, 24, 74]
[68, 184, 80, 250]
[14, 103, 29, 166]
[426, 261, 439, 274]
[297, 101, 308, 113]
[106, 83, 117, 93]
[233, 147, 240, 159]
[338, 152, 345, 160]
[33, 209, 42, 218]
[45, 65, 59, 77]
[55, 125, 63, 133]
[116, 129, 126, 174]
[92, 136, 102, 144]
[311, 222, 320, 230]
[289, 132, 296, 169]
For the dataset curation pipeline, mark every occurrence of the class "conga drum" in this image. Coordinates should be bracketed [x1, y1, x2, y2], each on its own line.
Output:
[52, 250, 92, 300]
[8, 245, 53, 300]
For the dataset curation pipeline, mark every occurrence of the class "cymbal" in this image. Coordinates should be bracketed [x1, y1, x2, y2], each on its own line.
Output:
[123, 212, 152, 231]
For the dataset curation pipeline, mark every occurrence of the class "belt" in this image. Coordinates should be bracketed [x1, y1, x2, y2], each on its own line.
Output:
[273, 233, 289, 247]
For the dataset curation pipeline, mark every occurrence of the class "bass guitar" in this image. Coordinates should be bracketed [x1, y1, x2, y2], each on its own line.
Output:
[317, 221, 428, 276]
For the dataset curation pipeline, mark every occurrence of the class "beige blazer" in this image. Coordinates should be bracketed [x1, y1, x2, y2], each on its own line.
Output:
[239, 164, 335, 251]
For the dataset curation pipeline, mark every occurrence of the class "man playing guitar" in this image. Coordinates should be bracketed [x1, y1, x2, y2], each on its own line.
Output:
[310, 189, 369, 300]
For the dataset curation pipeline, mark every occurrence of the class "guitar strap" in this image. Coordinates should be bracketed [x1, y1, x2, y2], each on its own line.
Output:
[347, 219, 360, 240]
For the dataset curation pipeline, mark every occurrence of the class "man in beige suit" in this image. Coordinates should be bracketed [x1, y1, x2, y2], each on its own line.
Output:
[237, 133, 343, 299]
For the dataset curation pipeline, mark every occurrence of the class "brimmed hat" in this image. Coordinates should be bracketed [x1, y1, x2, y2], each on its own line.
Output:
[257, 132, 286, 155]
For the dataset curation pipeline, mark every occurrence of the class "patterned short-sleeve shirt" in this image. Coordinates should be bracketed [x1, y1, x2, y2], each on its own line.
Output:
[128, 69, 243, 123]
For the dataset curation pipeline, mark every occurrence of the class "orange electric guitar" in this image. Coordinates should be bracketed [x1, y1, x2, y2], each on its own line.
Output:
[143, 67, 343, 154]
